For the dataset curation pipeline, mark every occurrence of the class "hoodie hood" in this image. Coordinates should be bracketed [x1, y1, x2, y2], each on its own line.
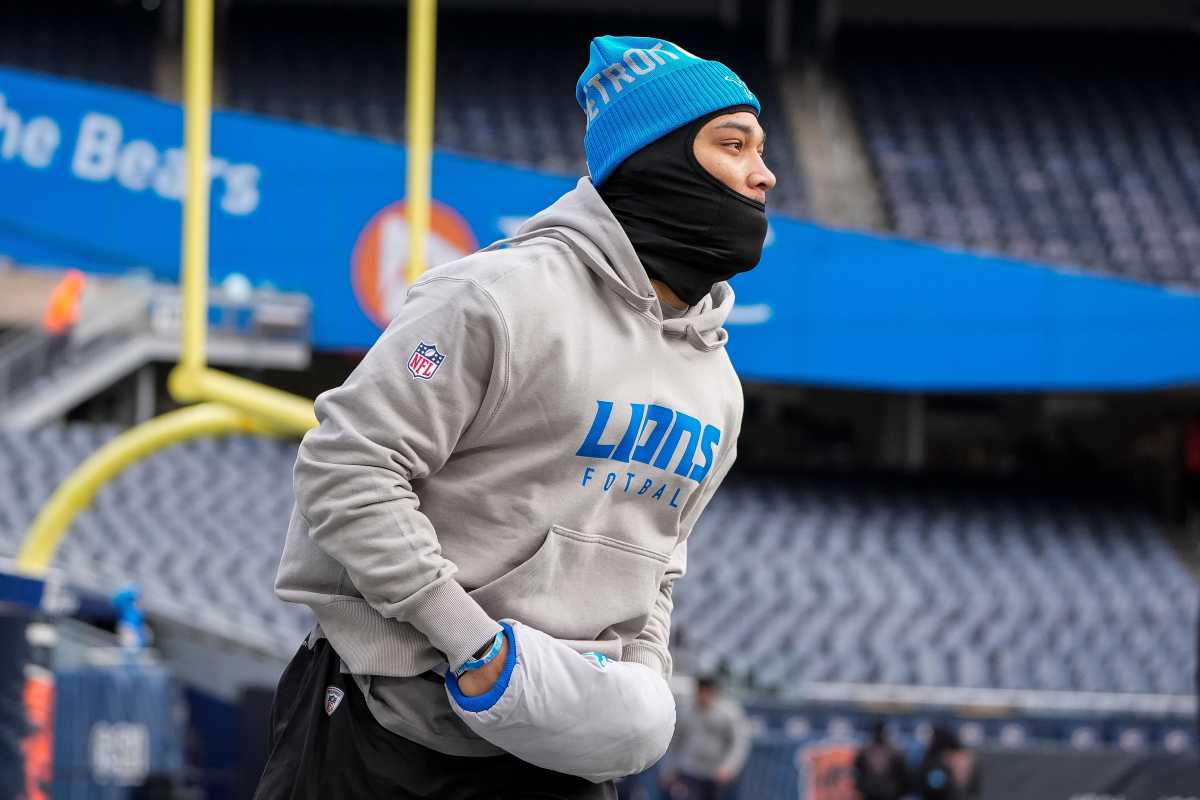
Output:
[490, 178, 733, 351]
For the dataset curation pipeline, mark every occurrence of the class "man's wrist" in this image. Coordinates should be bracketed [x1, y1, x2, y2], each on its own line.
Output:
[407, 580, 501, 669]
[455, 629, 506, 677]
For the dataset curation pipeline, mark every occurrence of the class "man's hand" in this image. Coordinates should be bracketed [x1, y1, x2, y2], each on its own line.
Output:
[456, 637, 509, 696]
[446, 620, 676, 782]
[715, 767, 736, 785]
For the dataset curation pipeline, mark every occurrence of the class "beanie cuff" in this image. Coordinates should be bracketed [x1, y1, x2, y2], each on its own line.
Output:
[584, 59, 761, 186]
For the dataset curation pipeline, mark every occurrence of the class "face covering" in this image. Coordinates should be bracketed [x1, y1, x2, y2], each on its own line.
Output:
[598, 105, 768, 306]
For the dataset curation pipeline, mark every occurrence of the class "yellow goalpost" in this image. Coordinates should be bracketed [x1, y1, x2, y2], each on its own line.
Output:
[18, 0, 438, 572]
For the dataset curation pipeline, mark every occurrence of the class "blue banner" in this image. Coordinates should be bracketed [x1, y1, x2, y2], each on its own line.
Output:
[730, 225, 1200, 390]
[0, 66, 573, 351]
[52, 664, 185, 799]
[2, 66, 1199, 389]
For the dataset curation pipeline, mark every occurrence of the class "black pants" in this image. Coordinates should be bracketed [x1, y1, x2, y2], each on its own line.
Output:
[253, 638, 618, 800]
[666, 775, 723, 800]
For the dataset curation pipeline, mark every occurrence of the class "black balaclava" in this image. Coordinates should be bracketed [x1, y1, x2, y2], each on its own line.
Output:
[598, 105, 768, 306]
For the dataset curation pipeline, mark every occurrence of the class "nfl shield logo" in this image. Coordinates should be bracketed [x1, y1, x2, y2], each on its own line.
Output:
[324, 686, 345, 716]
[408, 341, 446, 380]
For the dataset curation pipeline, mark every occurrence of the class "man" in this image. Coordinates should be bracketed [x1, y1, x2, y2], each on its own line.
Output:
[256, 34, 775, 799]
[853, 721, 909, 800]
[40, 268, 86, 369]
[660, 676, 751, 800]
[915, 726, 980, 800]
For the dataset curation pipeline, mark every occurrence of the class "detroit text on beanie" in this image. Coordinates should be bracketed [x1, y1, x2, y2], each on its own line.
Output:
[575, 35, 761, 186]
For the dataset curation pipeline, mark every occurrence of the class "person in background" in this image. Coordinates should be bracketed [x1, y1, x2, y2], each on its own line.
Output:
[854, 720, 909, 800]
[661, 676, 751, 800]
[914, 726, 980, 800]
[41, 268, 86, 338]
[40, 268, 86, 367]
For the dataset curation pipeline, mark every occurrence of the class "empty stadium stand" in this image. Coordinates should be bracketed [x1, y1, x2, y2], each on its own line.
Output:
[0, 425, 1193, 701]
[0, 426, 310, 655]
[676, 478, 1198, 699]
[224, 8, 809, 216]
[0, 2, 155, 91]
[838, 28, 1200, 286]
[9, 4, 1200, 286]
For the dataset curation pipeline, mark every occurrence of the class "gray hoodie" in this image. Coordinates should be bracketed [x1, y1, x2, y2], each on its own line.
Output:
[275, 177, 743, 755]
[671, 694, 752, 781]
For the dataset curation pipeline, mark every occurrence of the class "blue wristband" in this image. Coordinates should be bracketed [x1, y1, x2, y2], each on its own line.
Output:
[455, 630, 505, 677]
[446, 622, 516, 712]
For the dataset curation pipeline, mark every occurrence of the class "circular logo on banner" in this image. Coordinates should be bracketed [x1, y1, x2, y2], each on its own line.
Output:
[352, 200, 478, 328]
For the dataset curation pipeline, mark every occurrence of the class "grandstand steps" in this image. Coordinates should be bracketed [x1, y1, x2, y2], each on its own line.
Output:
[0, 332, 307, 429]
[782, 64, 887, 231]
[0, 281, 311, 429]
[0, 331, 308, 429]
[0, 264, 71, 328]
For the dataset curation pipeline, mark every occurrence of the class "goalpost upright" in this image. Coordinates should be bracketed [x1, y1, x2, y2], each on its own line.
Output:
[19, 0, 439, 572]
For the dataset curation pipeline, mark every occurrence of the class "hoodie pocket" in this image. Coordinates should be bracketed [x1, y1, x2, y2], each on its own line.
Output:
[468, 525, 669, 643]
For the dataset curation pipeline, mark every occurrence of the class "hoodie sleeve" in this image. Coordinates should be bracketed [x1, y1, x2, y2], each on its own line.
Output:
[621, 443, 738, 678]
[293, 276, 509, 670]
[621, 540, 686, 678]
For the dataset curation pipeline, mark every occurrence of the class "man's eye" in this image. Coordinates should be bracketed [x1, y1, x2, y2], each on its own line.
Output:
[724, 140, 744, 151]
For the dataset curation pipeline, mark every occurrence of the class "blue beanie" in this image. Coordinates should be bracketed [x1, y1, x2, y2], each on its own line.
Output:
[576, 36, 761, 186]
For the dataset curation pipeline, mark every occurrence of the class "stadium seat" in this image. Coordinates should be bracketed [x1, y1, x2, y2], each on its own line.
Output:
[674, 477, 1198, 698]
[0, 3, 154, 91]
[0, 425, 1194, 697]
[0, 425, 311, 655]
[839, 29, 1200, 286]
[223, 7, 809, 218]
